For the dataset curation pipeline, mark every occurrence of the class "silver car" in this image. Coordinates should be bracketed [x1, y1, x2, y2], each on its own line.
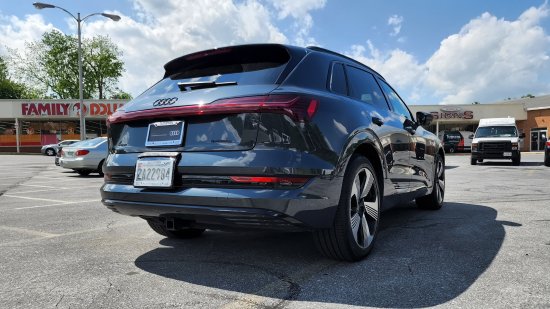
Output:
[59, 137, 108, 176]
[41, 140, 80, 156]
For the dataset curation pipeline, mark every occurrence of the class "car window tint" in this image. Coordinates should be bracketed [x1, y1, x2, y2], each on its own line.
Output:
[330, 63, 347, 95]
[378, 79, 412, 120]
[346, 66, 389, 110]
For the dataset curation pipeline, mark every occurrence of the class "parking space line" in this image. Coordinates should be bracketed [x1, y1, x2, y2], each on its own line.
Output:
[11, 199, 100, 210]
[2, 195, 68, 203]
[0, 225, 59, 238]
[10, 186, 99, 194]
[19, 184, 68, 189]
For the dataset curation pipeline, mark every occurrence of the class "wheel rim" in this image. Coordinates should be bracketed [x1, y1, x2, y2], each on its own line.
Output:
[47, 149, 53, 155]
[435, 158, 445, 204]
[349, 167, 379, 248]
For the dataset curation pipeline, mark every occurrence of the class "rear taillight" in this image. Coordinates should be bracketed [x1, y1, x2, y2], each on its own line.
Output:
[75, 149, 90, 156]
[229, 176, 310, 187]
[546, 141, 550, 147]
[108, 95, 319, 124]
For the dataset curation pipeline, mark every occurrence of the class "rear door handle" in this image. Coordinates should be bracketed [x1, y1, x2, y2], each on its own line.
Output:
[372, 117, 384, 126]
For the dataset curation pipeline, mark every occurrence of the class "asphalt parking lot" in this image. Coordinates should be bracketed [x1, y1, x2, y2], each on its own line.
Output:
[0, 153, 549, 308]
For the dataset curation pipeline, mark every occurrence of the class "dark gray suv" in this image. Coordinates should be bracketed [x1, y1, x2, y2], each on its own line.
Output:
[101, 44, 445, 261]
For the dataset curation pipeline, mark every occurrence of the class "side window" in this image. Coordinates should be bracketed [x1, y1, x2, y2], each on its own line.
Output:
[346, 66, 389, 110]
[378, 79, 413, 120]
[329, 63, 347, 95]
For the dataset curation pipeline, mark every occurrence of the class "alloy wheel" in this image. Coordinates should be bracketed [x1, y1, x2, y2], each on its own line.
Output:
[435, 158, 445, 204]
[349, 167, 379, 248]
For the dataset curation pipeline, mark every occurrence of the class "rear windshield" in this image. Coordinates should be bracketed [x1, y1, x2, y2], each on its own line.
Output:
[140, 46, 290, 98]
[73, 138, 106, 147]
[475, 126, 517, 138]
[444, 132, 462, 141]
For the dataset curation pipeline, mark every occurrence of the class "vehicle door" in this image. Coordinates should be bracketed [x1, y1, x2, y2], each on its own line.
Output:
[378, 79, 434, 194]
[345, 65, 411, 194]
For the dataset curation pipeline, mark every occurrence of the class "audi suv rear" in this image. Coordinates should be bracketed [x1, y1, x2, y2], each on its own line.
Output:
[101, 44, 445, 261]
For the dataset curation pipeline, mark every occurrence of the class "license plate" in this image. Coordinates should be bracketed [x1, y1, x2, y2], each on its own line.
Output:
[503, 152, 512, 157]
[134, 157, 175, 188]
[145, 121, 184, 147]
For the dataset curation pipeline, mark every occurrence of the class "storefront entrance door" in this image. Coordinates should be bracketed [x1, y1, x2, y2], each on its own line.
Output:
[530, 129, 547, 151]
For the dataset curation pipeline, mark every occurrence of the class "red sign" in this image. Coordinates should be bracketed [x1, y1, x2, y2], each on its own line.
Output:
[21, 102, 124, 117]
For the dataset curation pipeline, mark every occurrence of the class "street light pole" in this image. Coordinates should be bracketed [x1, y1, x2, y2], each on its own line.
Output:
[33, 2, 121, 140]
[77, 13, 85, 140]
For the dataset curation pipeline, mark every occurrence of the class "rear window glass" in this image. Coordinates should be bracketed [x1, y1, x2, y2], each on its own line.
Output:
[140, 46, 290, 98]
[444, 132, 462, 141]
[74, 138, 106, 147]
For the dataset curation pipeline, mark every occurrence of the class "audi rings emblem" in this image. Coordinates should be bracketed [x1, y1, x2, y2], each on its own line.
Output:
[152, 97, 178, 107]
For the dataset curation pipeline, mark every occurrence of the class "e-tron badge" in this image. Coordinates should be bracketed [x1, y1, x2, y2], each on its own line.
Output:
[152, 97, 178, 107]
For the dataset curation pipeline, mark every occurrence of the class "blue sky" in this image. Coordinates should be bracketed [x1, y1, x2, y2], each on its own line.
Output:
[1, 0, 549, 105]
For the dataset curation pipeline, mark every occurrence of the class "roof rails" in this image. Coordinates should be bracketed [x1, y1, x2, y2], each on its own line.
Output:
[306, 46, 383, 79]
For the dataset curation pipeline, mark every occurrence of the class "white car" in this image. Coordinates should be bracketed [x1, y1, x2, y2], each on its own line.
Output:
[59, 137, 108, 175]
[41, 140, 80, 156]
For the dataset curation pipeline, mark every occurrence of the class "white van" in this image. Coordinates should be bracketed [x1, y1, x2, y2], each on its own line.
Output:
[471, 118, 524, 165]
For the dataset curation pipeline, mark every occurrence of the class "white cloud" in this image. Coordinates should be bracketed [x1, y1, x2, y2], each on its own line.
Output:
[0, 14, 55, 54]
[268, 0, 326, 46]
[0, 0, 325, 97]
[348, 3, 550, 105]
[387, 14, 403, 36]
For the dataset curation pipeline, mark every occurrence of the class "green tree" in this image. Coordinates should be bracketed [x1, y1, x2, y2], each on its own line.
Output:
[110, 89, 133, 100]
[521, 94, 535, 99]
[0, 56, 39, 99]
[8, 30, 126, 99]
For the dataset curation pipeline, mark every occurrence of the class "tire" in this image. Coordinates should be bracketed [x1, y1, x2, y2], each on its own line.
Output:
[448, 147, 455, 153]
[470, 157, 477, 165]
[545, 155, 550, 167]
[416, 154, 445, 210]
[146, 219, 205, 239]
[97, 160, 105, 176]
[477, 159, 483, 163]
[512, 154, 521, 166]
[76, 170, 91, 176]
[45, 148, 55, 156]
[313, 155, 381, 261]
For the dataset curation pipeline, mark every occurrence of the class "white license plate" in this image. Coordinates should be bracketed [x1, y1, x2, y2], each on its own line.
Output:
[503, 152, 512, 157]
[134, 157, 175, 188]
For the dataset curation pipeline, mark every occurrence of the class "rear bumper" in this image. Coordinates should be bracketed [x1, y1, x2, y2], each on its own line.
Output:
[100, 176, 341, 230]
[60, 157, 100, 170]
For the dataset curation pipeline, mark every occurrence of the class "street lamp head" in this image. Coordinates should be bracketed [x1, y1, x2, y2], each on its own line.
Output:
[101, 13, 121, 21]
[33, 2, 56, 9]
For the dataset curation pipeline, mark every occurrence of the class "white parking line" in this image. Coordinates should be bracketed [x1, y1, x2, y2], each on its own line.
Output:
[0, 225, 59, 238]
[19, 184, 67, 189]
[10, 186, 98, 194]
[11, 199, 100, 210]
[2, 195, 67, 203]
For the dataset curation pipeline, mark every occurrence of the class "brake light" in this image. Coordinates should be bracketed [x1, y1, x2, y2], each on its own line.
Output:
[108, 95, 319, 124]
[458, 138, 464, 150]
[75, 149, 90, 156]
[546, 141, 550, 147]
[229, 176, 310, 186]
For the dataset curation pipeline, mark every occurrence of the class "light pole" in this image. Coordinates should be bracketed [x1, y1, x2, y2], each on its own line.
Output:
[33, 2, 121, 140]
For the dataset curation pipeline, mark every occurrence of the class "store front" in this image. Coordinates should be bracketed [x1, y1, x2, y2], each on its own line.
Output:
[0, 99, 127, 153]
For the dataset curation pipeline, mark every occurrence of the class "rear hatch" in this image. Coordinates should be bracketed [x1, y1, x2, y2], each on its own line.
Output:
[109, 44, 308, 153]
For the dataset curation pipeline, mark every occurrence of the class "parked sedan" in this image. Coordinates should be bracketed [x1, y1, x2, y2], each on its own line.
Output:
[41, 140, 80, 156]
[101, 44, 445, 261]
[60, 137, 107, 176]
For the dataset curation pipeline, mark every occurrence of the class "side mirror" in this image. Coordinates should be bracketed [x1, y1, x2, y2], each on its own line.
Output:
[469, 134, 474, 139]
[519, 133, 526, 138]
[416, 111, 433, 127]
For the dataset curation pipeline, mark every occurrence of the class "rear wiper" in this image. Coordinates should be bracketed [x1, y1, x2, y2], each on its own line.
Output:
[177, 81, 238, 91]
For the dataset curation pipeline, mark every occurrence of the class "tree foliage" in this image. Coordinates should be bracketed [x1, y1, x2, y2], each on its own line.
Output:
[0, 56, 39, 99]
[8, 30, 125, 99]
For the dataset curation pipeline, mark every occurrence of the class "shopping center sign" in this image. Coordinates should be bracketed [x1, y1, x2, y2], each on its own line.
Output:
[430, 107, 474, 120]
[20, 102, 124, 117]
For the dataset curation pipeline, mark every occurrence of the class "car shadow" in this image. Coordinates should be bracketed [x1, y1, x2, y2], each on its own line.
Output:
[134, 202, 516, 308]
